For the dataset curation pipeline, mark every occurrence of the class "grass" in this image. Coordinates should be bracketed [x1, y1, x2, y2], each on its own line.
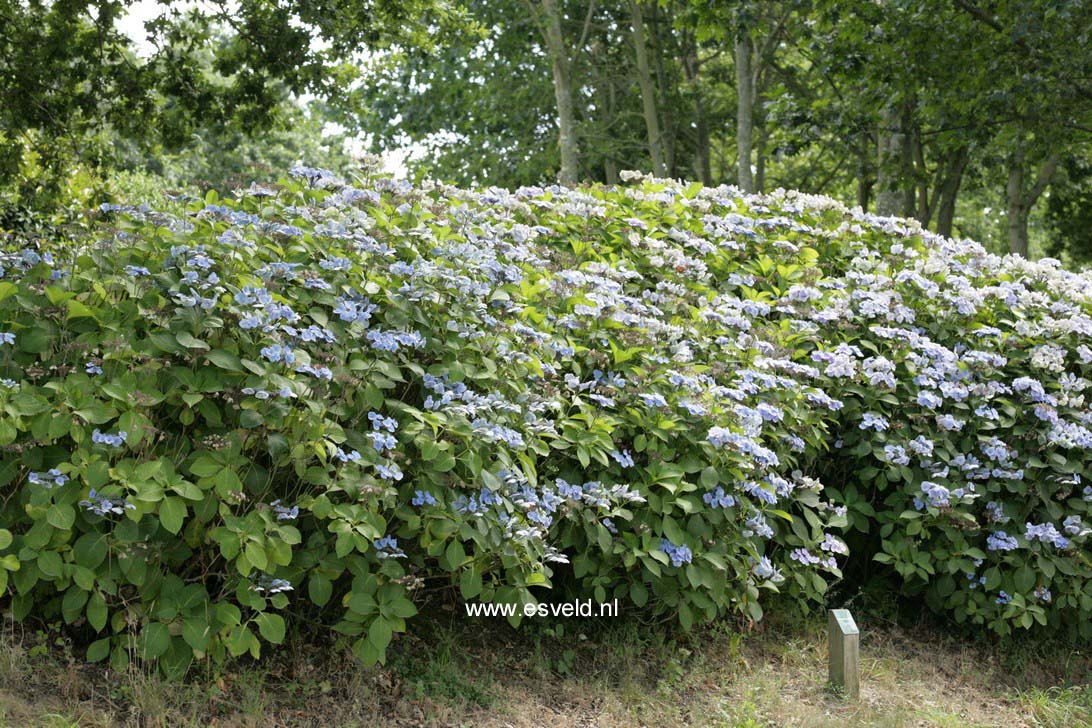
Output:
[0, 605, 1088, 727]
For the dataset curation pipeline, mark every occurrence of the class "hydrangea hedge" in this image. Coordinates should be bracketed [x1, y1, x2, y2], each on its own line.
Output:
[0, 167, 1088, 674]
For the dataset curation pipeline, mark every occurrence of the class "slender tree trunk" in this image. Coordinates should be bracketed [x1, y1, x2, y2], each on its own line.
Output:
[857, 178, 871, 211]
[589, 40, 618, 185]
[681, 38, 711, 185]
[629, 0, 666, 177]
[900, 107, 916, 217]
[935, 147, 969, 238]
[755, 123, 768, 193]
[648, 3, 676, 177]
[537, 0, 578, 185]
[1007, 208, 1030, 257]
[695, 105, 712, 184]
[1006, 148, 1060, 257]
[604, 159, 618, 184]
[911, 129, 930, 224]
[857, 136, 872, 211]
[1006, 150, 1028, 255]
[735, 29, 754, 192]
[876, 104, 911, 216]
[692, 84, 712, 184]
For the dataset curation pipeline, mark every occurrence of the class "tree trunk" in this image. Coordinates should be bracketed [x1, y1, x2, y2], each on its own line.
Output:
[875, 105, 904, 216]
[912, 129, 930, 224]
[735, 29, 754, 192]
[538, 0, 579, 185]
[935, 147, 969, 238]
[604, 159, 618, 184]
[693, 89, 712, 184]
[857, 177, 871, 212]
[900, 107, 916, 217]
[1006, 147, 1060, 257]
[755, 123, 768, 193]
[590, 40, 618, 185]
[857, 135, 873, 211]
[629, 0, 666, 177]
[1007, 151, 1029, 256]
[648, 2, 676, 176]
[1007, 208, 1030, 257]
[681, 37, 711, 185]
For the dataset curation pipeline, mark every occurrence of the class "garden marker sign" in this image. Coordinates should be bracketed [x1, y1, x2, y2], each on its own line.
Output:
[828, 608, 859, 699]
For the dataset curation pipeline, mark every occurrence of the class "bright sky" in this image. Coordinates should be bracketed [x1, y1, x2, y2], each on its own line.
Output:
[116, 0, 171, 55]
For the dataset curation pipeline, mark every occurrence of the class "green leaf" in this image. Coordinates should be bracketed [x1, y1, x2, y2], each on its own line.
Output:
[630, 582, 648, 607]
[433, 452, 456, 472]
[348, 591, 377, 616]
[183, 617, 212, 651]
[459, 568, 483, 600]
[87, 638, 111, 662]
[1014, 565, 1036, 593]
[205, 349, 243, 371]
[226, 625, 255, 657]
[170, 480, 204, 501]
[308, 576, 333, 607]
[256, 612, 286, 644]
[140, 622, 171, 659]
[74, 533, 108, 569]
[9, 393, 49, 417]
[445, 539, 465, 569]
[678, 602, 694, 631]
[368, 616, 393, 651]
[175, 332, 209, 350]
[86, 592, 108, 632]
[661, 516, 685, 546]
[62, 585, 89, 616]
[352, 636, 383, 666]
[189, 456, 223, 478]
[239, 410, 264, 429]
[159, 497, 187, 535]
[46, 504, 75, 530]
[244, 541, 268, 570]
[37, 551, 63, 578]
[385, 597, 417, 619]
[66, 300, 97, 320]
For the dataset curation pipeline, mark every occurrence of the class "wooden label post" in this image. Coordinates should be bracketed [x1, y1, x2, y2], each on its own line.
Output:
[828, 608, 859, 699]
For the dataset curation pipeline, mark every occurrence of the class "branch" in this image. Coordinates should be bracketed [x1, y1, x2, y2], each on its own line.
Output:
[521, 0, 546, 41]
[953, 0, 1004, 33]
[577, 0, 598, 50]
[1026, 152, 1061, 207]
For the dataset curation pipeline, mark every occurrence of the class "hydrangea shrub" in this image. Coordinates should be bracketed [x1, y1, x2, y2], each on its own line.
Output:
[0, 170, 849, 674]
[800, 218, 1092, 638]
[3, 167, 1089, 675]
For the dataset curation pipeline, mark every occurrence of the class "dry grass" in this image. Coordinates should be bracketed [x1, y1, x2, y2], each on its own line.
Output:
[0, 608, 1088, 727]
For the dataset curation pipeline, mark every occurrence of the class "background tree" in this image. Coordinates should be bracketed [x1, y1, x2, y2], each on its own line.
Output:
[4, 0, 1089, 260]
[0, 0, 469, 212]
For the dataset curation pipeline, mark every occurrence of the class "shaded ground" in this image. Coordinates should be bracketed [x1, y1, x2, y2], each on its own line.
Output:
[0, 607, 1089, 727]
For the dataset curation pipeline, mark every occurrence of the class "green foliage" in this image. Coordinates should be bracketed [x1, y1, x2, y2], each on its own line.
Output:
[1045, 154, 1092, 266]
[0, 0, 471, 212]
[4, 166, 1091, 676]
[358, 0, 1090, 254]
[0, 170, 849, 675]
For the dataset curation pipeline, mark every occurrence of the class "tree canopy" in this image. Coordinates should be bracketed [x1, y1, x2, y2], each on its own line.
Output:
[0, 0, 469, 208]
[1, 0, 1089, 259]
[354, 0, 1091, 258]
